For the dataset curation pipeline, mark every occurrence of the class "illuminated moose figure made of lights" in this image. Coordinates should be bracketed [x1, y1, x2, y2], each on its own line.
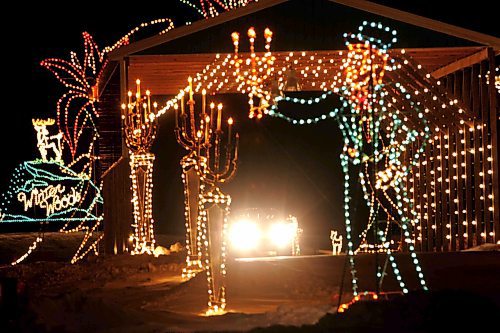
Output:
[330, 230, 343, 255]
[175, 77, 238, 314]
[122, 79, 159, 255]
[232, 27, 275, 119]
[32, 118, 64, 163]
[175, 77, 210, 278]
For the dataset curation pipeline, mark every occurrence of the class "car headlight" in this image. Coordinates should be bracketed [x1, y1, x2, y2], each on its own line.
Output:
[229, 219, 261, 251]
[268, 222, 297, 248]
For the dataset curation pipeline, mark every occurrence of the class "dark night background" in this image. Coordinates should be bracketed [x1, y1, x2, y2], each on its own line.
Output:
[1, 1, 498, 246]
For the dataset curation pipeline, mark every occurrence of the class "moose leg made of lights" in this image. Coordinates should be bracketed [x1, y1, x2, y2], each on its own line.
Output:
[122, 79, 159, 255]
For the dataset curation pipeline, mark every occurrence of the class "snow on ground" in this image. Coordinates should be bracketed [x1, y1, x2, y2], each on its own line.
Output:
[1, 233, 500, 332]
[0, 233, 338, 332]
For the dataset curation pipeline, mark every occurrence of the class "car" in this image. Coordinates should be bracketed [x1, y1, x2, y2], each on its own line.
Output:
[227, 208, 301, 257]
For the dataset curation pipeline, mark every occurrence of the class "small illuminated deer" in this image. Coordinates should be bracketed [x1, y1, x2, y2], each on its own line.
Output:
[32, 118, 63, 163]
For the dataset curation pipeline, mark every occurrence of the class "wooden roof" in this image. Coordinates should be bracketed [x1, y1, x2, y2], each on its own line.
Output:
[128, 46, 485, 95]
[110, 0, 500, 60]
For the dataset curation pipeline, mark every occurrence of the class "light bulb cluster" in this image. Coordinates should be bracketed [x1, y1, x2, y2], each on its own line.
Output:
[102, 18, 174, 54]
[123, 80, 159, 255]
[260, 22, 497, 294]
[197, 185, 230, 315]
[178, 0, 255, 19]
[232, 27, 276, 119]
[129, 153, 156, 255]
[32, 118, 64, 163]
[174, 79, 238, 314]
[262, 23, 437, 295]
[0, 160, 103, 265]
[337, 291, 388, 313]
[11, 237, 43, 265]
[181, 155, 204, 279]
[2, 16, 207, 265]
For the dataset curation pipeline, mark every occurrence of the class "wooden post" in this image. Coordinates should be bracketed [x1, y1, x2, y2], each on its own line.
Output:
[425, 141, 435, 251]
[487, 48, 499, 243]
[448, 129, 458, 251]
[464, 126, 474, 248]
[471, 64, 482, 246]
[463, 68, 472, 110]
[473, 121, 483, 246]
[120, 58, 129, 157]
[480, 60, 492, 243]
[440, 130, 450, 251]
[454, 71, 462, 99]
[434, 133, 443, 251]
[412, 140, 422, 251]
[419, 141, 428, 251]
[456, 127, 466, 250]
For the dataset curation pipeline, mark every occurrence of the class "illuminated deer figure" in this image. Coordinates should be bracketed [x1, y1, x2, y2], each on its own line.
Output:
[122, 79, 159, 255]
[197, 100, 238, 315]
[32, 118, 64, 163]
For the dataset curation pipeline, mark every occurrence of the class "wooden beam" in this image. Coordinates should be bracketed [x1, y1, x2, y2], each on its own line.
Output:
[108, 0, 288, 60]
[119, 58, 128, 156]
[108, 0, 499, 60]
[431, 48, 489, 79]
[331, 0, 500, 49]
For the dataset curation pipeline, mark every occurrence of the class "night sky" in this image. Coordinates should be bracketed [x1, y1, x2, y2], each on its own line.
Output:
[2, 1, 498, 239]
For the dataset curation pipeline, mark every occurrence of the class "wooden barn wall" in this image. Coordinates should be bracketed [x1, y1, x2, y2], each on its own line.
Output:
[98, 64, 132, 254]
[97, 66, 123, 176]
[102, 158, 132, 254]
[408, 49, 499, 251]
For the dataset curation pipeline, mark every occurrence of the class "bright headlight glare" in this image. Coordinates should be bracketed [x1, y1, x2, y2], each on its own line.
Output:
[229, 219, 260, 250]
[269, 222, 297, 248]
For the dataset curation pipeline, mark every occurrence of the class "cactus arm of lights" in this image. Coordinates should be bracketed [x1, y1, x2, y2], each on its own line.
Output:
[123, 80, 159, 255]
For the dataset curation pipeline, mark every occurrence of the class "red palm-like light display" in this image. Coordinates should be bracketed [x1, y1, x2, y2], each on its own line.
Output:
[41, 32, 105, 162]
